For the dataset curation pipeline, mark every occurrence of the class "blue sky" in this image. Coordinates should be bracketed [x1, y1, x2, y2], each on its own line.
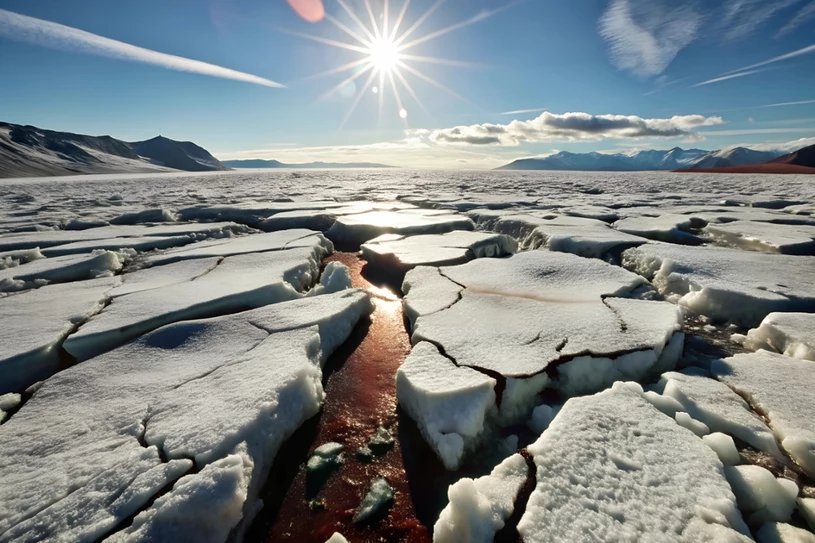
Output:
[1, 0, 814, 168]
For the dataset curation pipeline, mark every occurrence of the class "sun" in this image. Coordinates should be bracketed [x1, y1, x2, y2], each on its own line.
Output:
[367, 37, 400, 75]
[282, 0, 505, 128]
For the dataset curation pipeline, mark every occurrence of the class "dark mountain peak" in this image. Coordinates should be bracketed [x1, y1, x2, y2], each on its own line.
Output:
[771, 143, 815, 168]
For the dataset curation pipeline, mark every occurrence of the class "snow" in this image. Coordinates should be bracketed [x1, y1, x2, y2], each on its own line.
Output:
[434, 453, 530, 543]
[0, 251, 123, 292]
[325, 533, 350, 543]
[106, 454, 248, 543]
[361, 231, 517, 269]
[40, 235, 197, 257]
[623, 243, 815, 327]
[531, 222, 647, 259]
[396, 342, 497, 470]
[0, 248, 44, 269]
[0, 392, 21, 423]
[614, 214, 704, 244]
[0, 289, 372, 541]
[353, 478, 394, 523]
[517, 384, 751, 542]
[724, 465, 797, 525]
[742, 312, 815, 361]
[756, 522, 815, 543]
[326, 210, 474, 247]
[0, 276, 119, 393]
[704, 221, 815, 255]
[703, 433, 741, 465]
[712, 351, 815, 476]
[661, 370, 783, 457]
[63, 241, 332, 361]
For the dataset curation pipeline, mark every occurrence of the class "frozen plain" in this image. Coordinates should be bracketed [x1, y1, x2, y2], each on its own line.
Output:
[0, 169, 814, 543]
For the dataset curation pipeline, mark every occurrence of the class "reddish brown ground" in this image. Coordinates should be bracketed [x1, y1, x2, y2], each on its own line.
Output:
[247, 252, 433, 543]
[676, 163, 815, 174]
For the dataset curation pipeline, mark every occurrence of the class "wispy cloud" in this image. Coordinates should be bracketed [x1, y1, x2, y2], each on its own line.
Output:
[777, 0, 815, 36]
[690, 68, 768, 88]
[599, 0, 702, 77]
[725, 42, 815, 74]
[0, 8, 283, 88]
[499, 108, 548, 115]
[719, 0, 803, 41]
[421, 111, 724, 146]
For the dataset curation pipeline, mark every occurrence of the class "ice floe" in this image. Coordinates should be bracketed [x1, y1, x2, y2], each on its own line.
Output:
[325, 210, 474, 247]
[434, 452, 530, 542]
[517, 384, 751, 542]
[614, 214, 704, 244]
[704, 221, 815, 255]
[64, 239, 334, 361]
[396, 342, 497, 470]
[713, 351, 815, 476]
[623, 243, 815, 326]
[724, 465, 798, 525]
[361, 231, 517, 270]
[0, 251, 123, 292]
[756, 522, 815, 543]
[0, 276, 119, 393]
[741, 312, 815, 361]
[0, 290, 372, 542]
[661, 370, 783, 457]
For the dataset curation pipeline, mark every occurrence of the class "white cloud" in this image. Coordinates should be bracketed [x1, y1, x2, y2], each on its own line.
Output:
[725, 136, 815, 152]
[0, 8, 283, 88]
[599, 0, 702, 77]
[425, 111, 724, 146]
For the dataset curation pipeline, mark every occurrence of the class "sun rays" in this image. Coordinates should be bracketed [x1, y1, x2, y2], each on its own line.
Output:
[286, 0, 507, 128]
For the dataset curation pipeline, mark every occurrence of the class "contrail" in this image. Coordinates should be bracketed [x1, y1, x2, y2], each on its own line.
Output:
[0, 8, 284, 88]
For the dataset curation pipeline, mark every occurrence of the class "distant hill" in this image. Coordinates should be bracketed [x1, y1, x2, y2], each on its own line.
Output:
[222, 159, 393, 169]
[0, 122, 228, 178]
[496, 146, 786, 171]
[681, 144, 815, 174]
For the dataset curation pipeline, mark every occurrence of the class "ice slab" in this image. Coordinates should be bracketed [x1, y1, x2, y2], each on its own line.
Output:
[724, 465, 797, 525]
[40, 235, 197, 257]
[361, 231, 517, 270]
[0, 222, 249, 252]
[623, 243, 815, 327]
[712, 351, 815, 476]
[704, 221, 815, 255]
[64, 241, 333, 361]
[409, 252, 680, 379]
[396, 342, 497, 470]
[0, 277, 119, 393]
[401, 266, 464, 328]
[529, 223, 647, 259]
[145, 229, 326, 266]
[517, 384, 751, 542]
[325, 210, 474, 247]
[0, 251, 123, 292]
[800, 497, 815, 533]
[661, 371, 782, 457]
[0, 290, 372, 542]
[0, 248, 43, 269]
[614, 214, 704, 244]
[434, 453, 530, 542]
[743, 313, 815, 362]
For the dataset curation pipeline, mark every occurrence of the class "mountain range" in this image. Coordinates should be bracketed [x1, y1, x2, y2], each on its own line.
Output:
[221, 159, 392, 169]
[496, 146, 787, 171]
[0, 122, 228, 178]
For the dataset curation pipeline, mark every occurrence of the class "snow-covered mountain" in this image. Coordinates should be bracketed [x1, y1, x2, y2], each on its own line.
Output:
[0, 122, 228, 178]
[496, 146, 786, 171]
